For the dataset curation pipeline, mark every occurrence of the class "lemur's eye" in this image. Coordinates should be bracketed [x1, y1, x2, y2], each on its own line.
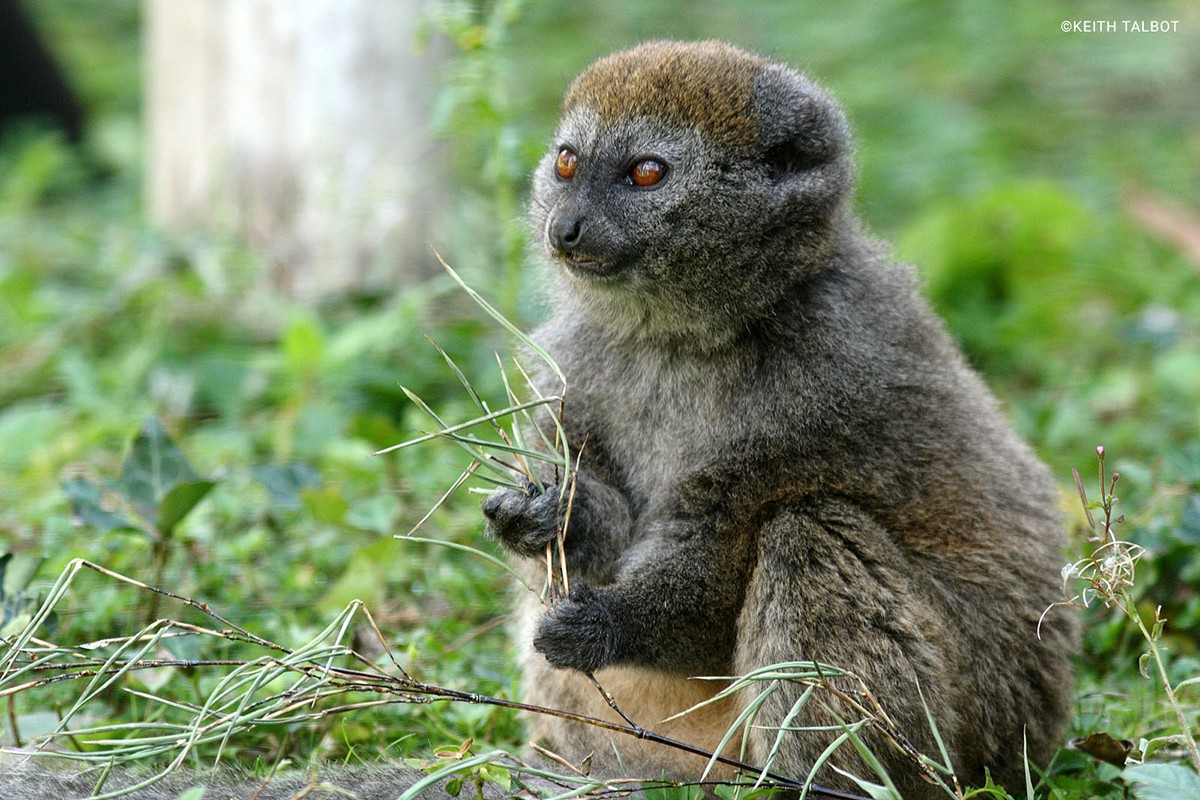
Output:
[555, 148, 578, 180]
[629, 159, 666, 187]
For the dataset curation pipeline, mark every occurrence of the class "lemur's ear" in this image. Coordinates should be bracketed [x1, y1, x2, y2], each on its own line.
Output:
[754, 65, 853, 178]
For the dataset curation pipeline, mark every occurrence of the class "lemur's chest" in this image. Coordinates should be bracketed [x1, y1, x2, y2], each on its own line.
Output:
[575, 349, 739, 502]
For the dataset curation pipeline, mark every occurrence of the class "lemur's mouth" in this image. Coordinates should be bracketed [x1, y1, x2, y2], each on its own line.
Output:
[560, 251, 625, 278]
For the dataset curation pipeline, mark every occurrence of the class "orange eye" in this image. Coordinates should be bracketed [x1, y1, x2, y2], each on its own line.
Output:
[555, 148, 578, 180]
[629, 159, 666, 187]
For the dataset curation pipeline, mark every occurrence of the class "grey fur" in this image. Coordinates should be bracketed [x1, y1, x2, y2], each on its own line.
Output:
[0, 751, 525, 799]
[485, 40, 1078, 798]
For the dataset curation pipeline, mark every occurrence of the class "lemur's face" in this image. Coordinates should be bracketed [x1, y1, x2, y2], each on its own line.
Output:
[532, 109, 718, 282]
[529, 40, 854, 341]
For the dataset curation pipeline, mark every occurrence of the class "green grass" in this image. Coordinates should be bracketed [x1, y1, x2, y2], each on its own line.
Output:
[2, 1, 1198, 798]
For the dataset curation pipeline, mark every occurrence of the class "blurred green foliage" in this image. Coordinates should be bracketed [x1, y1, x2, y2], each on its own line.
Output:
[2, 0, 1198, 796]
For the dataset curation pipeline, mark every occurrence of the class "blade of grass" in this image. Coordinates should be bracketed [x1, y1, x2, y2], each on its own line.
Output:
[433, 249, 566, 388]
[398, 535, 541, 597]
[389, 385, 513, 480]
[409, 462, 481, 535]
[800, 728, 858, 800]
[389, 386, 549, 483]
[494, 353, 527, 452]
[698, 682, 777, 782]
[510, 357, 567, 465]
[916, 684, 953, 775]
[756, 684, 816, 788]
[376, 392, 561, 456]
[426, 335, 495, 424]
[398, 749, 512, 800]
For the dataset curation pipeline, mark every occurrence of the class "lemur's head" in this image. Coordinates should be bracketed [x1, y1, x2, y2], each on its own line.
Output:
[530, 40, 854, 344]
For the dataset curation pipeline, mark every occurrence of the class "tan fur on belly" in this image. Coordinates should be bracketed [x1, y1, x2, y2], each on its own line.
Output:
[520, 651, 740, 780]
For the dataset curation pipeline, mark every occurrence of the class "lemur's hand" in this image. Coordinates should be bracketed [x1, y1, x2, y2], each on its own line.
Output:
[533, 581, 617, 673]
[481, 480, 561, 556]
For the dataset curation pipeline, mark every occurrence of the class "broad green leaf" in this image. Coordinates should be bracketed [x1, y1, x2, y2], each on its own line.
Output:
[116, 417, 200, 522]
[478, 763, 511, 791]
[157, 480, 217, 535]
[303, 484, 350, 525]
[62, 476, 138, 534]
[282, 313, 326, 378]
[345, 493, 400, 534]
[252, 463, 322, 510]
[1177, 493, 1200, 545]
[1122, 763, 1200, 800]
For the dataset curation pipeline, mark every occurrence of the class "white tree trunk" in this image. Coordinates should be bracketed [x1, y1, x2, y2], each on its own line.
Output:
[145, 0, 442, 300]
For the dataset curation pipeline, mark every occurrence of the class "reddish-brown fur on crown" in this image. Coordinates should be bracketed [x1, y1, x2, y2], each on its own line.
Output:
[562, 40, 767, 148]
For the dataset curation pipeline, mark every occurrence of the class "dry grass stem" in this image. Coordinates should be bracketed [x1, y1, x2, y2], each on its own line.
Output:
[2, 560, 874, 799]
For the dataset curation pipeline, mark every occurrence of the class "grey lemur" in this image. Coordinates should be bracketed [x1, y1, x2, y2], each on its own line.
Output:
[482, 40, 1078, 798]
[0, 41, 1076, 800]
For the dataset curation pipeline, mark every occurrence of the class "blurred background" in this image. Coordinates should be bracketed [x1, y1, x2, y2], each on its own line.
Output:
[1, 0, 1198, 791]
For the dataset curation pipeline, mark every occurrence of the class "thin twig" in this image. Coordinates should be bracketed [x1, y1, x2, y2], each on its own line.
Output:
[583, 672, 642, 734]
[6, 694, 21, 747]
